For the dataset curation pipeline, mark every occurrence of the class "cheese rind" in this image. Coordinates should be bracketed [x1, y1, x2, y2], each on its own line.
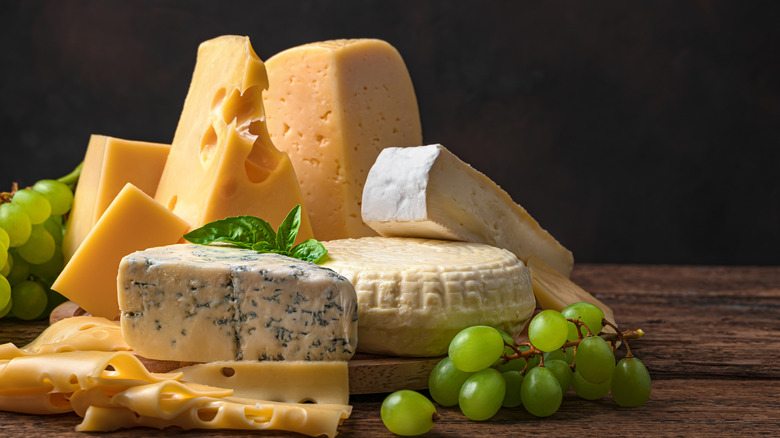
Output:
[52, 183, 190, 318]
[321, 237, 535, 356]
[264, 39, 423, 241]
[118, 243, 358, 363]
[362, 144, 574, 277]
[153, 35, 313, 242]
[63, 135, 170, 261]
[176, 361, 349, 405]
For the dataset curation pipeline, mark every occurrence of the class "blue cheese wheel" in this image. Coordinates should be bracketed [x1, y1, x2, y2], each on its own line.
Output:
[118, 244, 357, 362]
[322, 237, 535, 356]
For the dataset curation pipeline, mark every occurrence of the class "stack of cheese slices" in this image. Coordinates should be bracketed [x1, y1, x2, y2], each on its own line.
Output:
[0, 35, 613, 435]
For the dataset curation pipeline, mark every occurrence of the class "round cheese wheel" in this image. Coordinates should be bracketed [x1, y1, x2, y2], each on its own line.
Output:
[321, 237, 535, 356]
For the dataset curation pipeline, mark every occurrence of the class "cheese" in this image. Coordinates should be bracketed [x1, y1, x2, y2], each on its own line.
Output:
[321, 237, 535, 356]
[0, 316, 129, 359]
[52, 184, 190, 318]
[263, 39, 423, 241]
[153, 35, 313, 243]
[362, 144, 575, 277]
[118, 243, 358, 363]
[176, 361, 349, 405]
[63, 135, 170, 261]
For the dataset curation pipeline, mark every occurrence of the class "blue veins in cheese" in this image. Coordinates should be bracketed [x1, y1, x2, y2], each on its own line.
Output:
[117, 244, 358, 363]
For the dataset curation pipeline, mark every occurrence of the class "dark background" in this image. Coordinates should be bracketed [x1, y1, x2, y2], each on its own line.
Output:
[1, 0, 778, 266]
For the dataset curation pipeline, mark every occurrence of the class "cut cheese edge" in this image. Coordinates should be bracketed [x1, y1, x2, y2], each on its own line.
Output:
[52, 183, 190, 318]
[153, 35, 313, 243]
[362, 144, 574, 277]
[63, 135, 170, 261]
[322, 237, 535, 356]
[527, 255, 616, 329]
[176, 361, 349, 405]
[264, 39, 423, 241]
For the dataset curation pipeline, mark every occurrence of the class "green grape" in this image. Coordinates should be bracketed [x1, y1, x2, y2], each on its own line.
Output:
[544, 359, 573, 395]
[449, 326, 505, 372]
[0, 241, 7, 268]
[564, 346, 575, 365]
[0, 256, 10, 277]
[572, 370, 610, 400]
[458, 368, 506, 421]
[43, 216, 64, 247]
[29, 246, 64, 284]
[11, 280, 48, 320]
[429, 357, 473, 406]
[611, 357, 651, 407]
[380, 390, 437, 436]
[0, 295, 12, 318]
[11, 189, 51, 225]
[0, 227, 9, 248]
[32, 180, 73, 216]
[0, 203, 32, 247]
[495, 330, 526, 372]
[543, 349, 567, 363]
[528, 309, 569, 352]
[562, 302, 605, 340]
[502, 370, 524, 408]
[0, 274, 11, 310]
[575, 336, 615, 384]
[17, 225, 55, 265]
[6, 252, 30, 285]
[520, 366, 562, 417]
[521, 345, 541, 369]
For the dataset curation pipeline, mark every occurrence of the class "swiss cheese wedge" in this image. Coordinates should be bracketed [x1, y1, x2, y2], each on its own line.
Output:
[154, 35, 313, 243]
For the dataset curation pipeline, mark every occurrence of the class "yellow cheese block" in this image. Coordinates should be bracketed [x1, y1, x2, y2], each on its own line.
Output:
[63, 135, 170, 261]
[153, 35, 313, 243]
[52, 183, 189, 318]
[263, 39, 423, 241]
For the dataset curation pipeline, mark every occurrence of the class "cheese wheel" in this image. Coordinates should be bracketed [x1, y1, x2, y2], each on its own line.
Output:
[321, 237, 535, 356]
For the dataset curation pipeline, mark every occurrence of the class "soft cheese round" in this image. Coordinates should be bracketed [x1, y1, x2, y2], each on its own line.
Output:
[321, 237, 535, 356]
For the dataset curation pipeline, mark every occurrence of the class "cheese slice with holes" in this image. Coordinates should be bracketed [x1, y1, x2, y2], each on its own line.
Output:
[63, 135, 170, 261]
[362, 144, 574, 277]
[118, 244, 358, 363]
[321, 237, 535, 356]
[263, 39, 422, 241]
[176, 361, 349, 405]
[52, 184, 190, 319]
[153, 35, 313, 242]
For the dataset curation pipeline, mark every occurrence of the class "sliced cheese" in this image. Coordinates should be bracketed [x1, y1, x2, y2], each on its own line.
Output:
[63, 135, 170, 261]
[118, 243, 358, 363]
[176, 361, 349, 405]
[52, 183, 189, 318]
[362, 144, 575, 277]
[264, 39, 423, 241]
[321, 237, 535, 356]
[153, 35, 313, 243]
[0, 316, 128, 359]
[527, 255, 616, 326]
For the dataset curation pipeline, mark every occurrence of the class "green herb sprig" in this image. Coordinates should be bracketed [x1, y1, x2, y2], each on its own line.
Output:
[183, 205, 328, 263]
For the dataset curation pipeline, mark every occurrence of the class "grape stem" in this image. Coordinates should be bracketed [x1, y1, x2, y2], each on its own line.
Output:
[602, 319, 634, 357]
[501, 327, 645, 363]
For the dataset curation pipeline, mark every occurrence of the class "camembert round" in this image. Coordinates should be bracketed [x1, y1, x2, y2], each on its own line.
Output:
[322, 237, 535, 356]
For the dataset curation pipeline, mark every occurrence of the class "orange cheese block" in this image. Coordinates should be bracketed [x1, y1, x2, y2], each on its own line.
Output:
[52, 183, 189, 319]
[63, 135, 170, 261]
[153, 35, 313, 243]
[263, 39, 423, 241]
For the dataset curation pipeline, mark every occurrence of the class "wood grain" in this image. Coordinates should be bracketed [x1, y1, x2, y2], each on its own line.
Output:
[0, 264, 778, 436]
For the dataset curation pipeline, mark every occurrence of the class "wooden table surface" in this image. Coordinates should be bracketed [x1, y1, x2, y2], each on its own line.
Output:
[1, 264, 778, 436]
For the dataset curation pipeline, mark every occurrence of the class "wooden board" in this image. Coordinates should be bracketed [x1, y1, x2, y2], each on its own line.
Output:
[47, 301, 443, 395]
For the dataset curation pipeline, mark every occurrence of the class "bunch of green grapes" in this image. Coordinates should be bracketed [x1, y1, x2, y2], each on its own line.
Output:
[0, 178, 75, 321]
[380, 302, 651, 435]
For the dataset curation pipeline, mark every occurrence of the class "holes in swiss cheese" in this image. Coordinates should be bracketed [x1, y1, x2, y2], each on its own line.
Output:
[220, 367, 236, 377]
[200, 124, 218, 165]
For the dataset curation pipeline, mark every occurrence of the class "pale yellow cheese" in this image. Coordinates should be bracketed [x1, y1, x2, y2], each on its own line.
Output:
[264, 39, 423, 241]
[153, 35, 313, 243]
[176, 361, 349, 405]
[52, 183, 189, 318]
[0, 316, 128, 359]
[63, 135, 170, 261]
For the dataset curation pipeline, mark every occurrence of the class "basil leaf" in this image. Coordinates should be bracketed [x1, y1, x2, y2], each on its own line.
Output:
[291, 239, 329, 263]
[276, 204, 301, 252]
[184, 216, 274, 249]
[251, 241, 275, 252]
